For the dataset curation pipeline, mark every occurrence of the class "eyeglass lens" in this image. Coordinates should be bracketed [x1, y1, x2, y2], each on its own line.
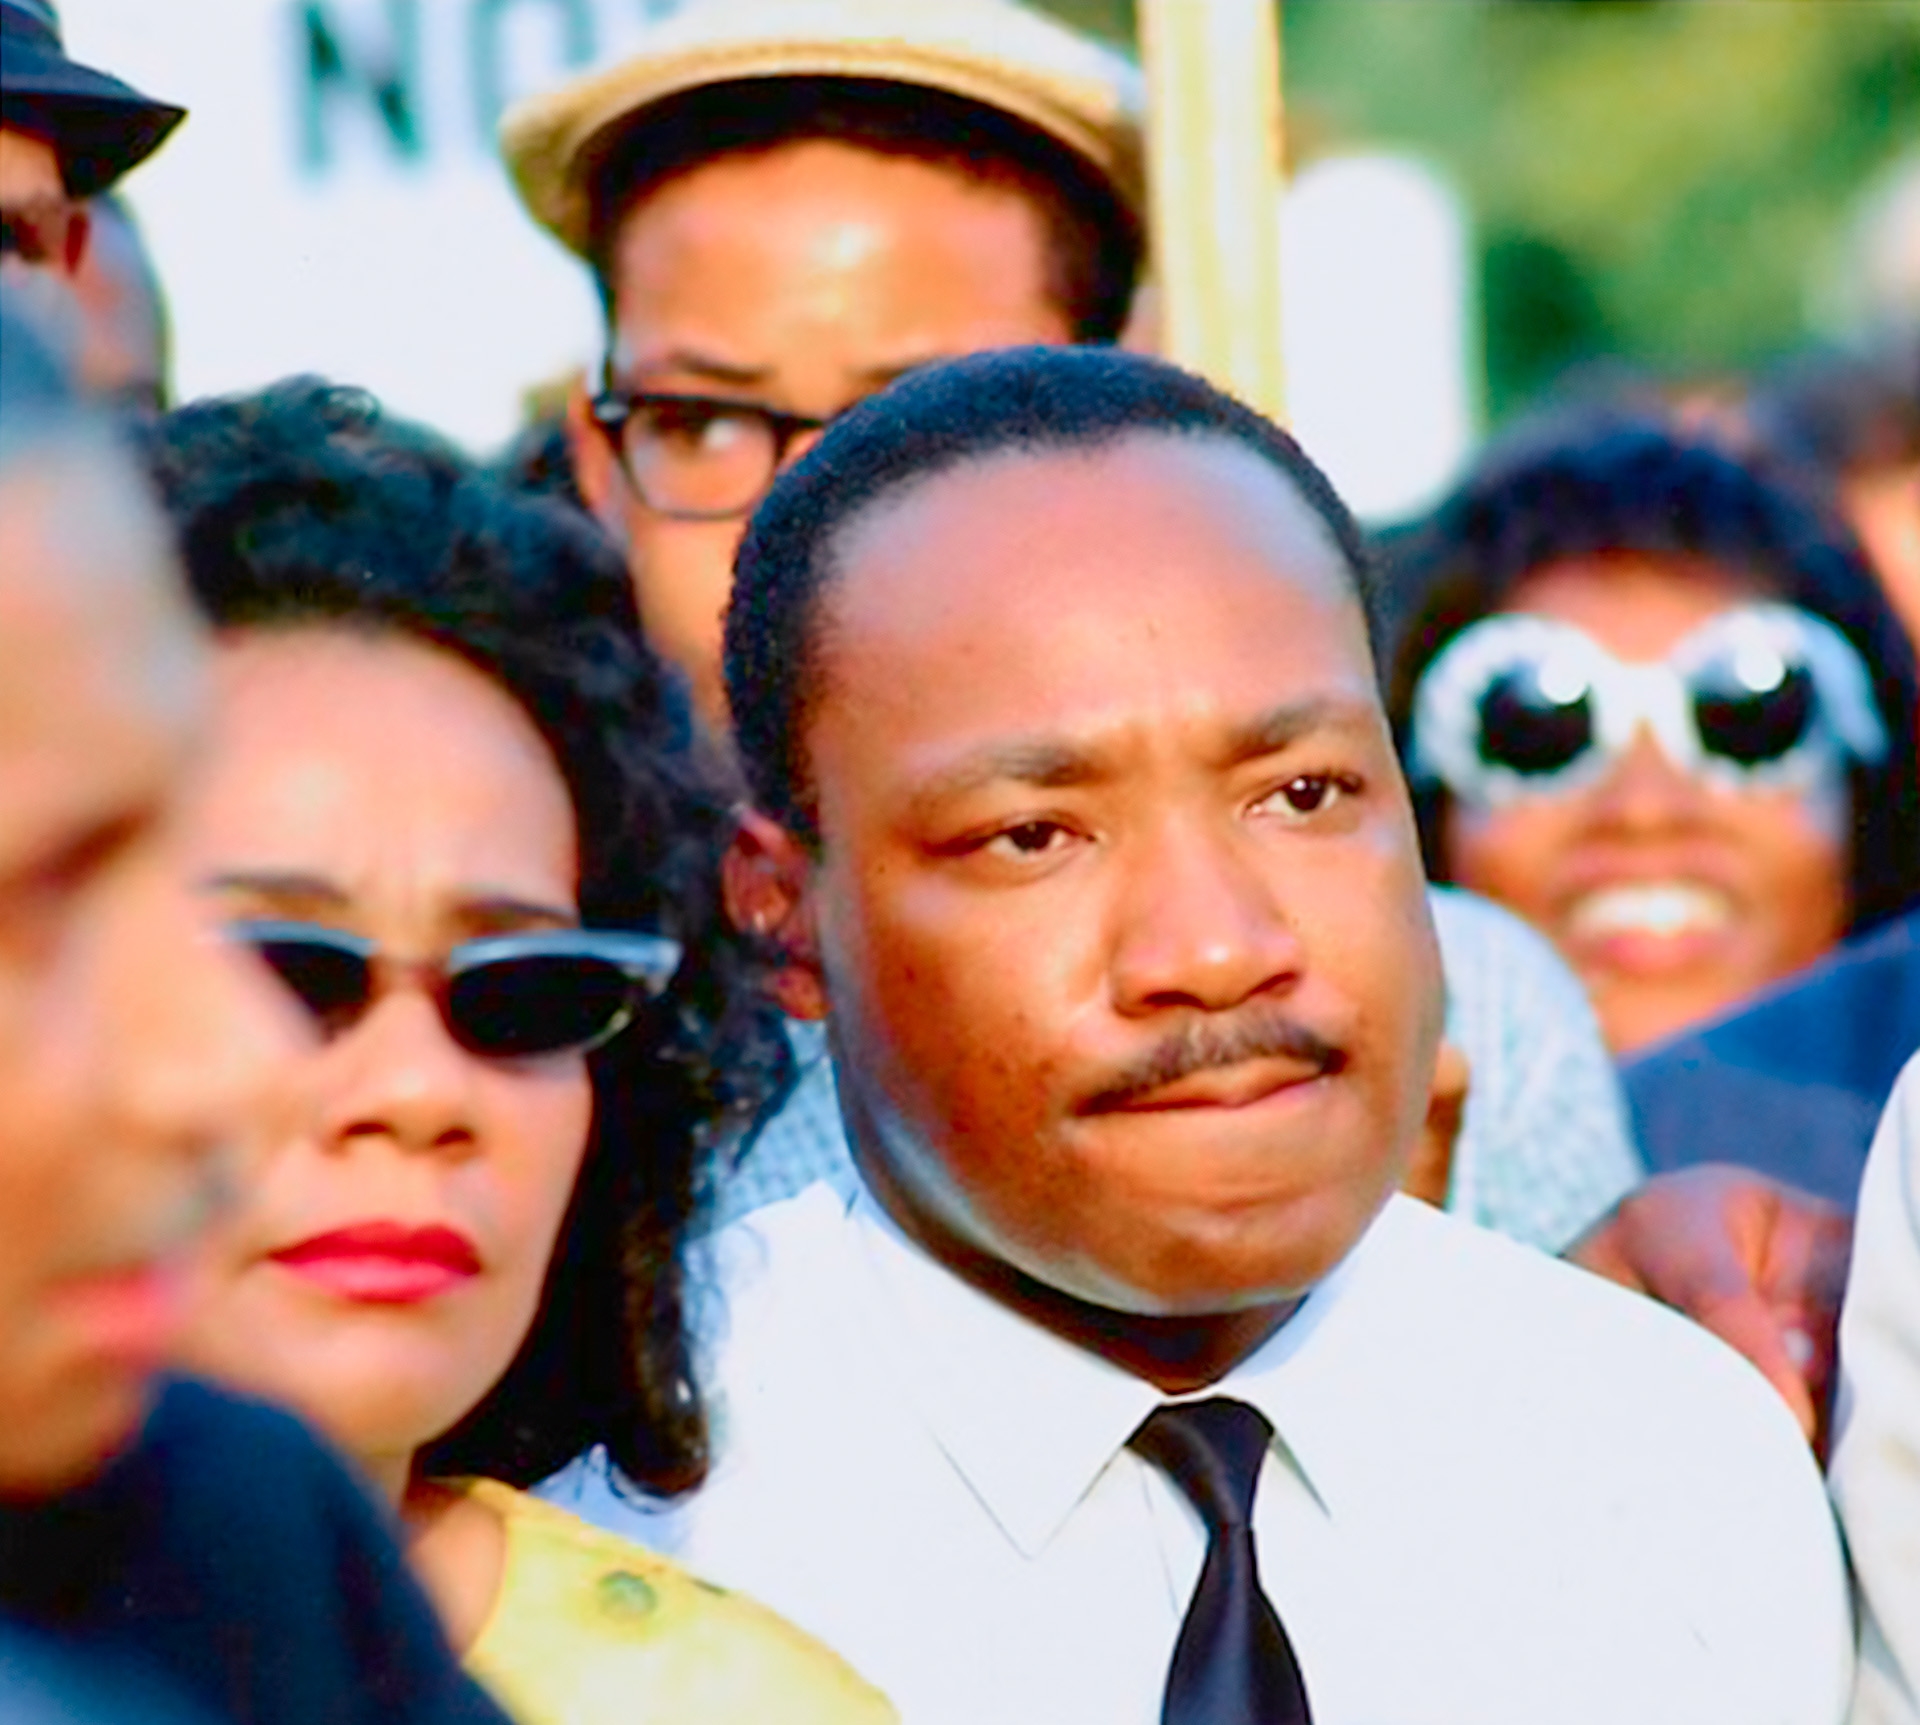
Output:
[1476, 666, 1594, 775]
[447, 953, 639, 1058]
[1690, 658, 1816, 765]
[619, 397, 784, 518]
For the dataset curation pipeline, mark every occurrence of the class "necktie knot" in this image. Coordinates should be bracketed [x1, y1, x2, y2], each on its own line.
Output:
[1130, 1396, 1274, 1534]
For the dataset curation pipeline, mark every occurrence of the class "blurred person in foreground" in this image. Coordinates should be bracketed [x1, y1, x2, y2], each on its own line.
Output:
[150, 378, 892, 1724]
[0, 0, 179, 353]
[549, 344, 1849, 1725]
[1388, 410, 1920, 1059]
[0, 292, 514, 1724]
[501, 0, 1857, 1438]
[1830, 1048, 1920, 1725]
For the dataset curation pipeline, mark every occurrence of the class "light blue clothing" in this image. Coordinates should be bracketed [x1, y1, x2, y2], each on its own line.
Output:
[705, 885, 1641, 1254]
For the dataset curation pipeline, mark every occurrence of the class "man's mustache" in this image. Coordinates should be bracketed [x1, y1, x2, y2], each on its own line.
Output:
[1077, 1008, 1346, 1114]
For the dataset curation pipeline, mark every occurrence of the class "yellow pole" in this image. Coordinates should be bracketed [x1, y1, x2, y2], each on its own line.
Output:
[1136, 0, 1287, 422]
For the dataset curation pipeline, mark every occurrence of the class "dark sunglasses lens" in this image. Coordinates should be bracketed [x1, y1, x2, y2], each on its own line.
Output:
[252, 936, 371, 1035]
[448, 954, 636, 1057]
[1694, 661, 1815, 765]
[1476, 666, 1594, 776]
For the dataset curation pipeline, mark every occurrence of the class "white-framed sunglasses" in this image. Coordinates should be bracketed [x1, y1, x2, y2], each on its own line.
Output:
[1407, 602, 1888, 810]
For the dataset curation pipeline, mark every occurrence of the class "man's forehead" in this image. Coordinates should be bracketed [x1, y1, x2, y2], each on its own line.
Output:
[806, 433, 1378, 769]
[825, 431, 1362, 642]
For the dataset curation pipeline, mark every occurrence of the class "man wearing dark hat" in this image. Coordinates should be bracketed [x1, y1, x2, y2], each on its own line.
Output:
[0, 0, 182, 281]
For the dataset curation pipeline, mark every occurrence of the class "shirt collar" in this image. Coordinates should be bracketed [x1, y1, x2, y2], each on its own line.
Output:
[840, 1179, 1417, 1557]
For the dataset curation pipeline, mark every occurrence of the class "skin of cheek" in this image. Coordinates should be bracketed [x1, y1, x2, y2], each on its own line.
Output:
[179, 1058, 593, 1468]
[816, 821, 1438, 1316]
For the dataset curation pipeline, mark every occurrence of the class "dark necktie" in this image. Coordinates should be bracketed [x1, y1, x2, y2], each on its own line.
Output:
[1130, 1397, 1314, 1725]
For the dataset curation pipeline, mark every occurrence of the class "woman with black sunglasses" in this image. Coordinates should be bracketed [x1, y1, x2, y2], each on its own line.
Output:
[140, 380, 895, 1724]
[1385, 409, 1920, 1057]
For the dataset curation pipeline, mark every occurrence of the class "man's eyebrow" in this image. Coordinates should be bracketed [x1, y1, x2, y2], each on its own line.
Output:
[1219, 694, 1375, 765]
[628, 349, 773, 390]
[908, 739, 1103, 814]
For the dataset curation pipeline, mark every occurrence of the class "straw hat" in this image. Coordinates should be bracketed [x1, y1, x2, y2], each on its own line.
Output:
[0, 0, 185, 197]
[501, 0, 1143, 259]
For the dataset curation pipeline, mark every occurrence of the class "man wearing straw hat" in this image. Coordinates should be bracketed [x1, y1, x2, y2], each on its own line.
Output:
[502, 0, 1145, 736]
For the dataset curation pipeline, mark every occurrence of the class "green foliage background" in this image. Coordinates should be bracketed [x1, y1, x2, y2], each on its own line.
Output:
[1039, 0, 1919, 422]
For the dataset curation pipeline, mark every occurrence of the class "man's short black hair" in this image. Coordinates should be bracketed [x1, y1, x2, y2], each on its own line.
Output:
[724, 344, 1378, 843]
[585, 76, 1141, 346]
[1384, 407, 1920, 936]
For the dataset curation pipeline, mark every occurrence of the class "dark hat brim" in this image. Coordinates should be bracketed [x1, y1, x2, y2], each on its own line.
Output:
[1, 33, 185, 197]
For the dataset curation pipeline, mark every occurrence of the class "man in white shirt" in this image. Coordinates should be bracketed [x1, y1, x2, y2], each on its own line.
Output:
[504, 0, 1849, 1432]
[551, 345, 1849, 1724]
[1831, 1050, 1920, 1725]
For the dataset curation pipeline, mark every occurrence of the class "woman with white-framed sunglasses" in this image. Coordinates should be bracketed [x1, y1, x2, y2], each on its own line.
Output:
[1387, 411, 1920, 1057]
[141, 380, 894, 1724]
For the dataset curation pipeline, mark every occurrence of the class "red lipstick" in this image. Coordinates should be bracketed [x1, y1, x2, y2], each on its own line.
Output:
[271, 1222, 481, 1305]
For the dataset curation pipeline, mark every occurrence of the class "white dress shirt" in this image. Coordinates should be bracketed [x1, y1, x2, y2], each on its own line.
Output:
[1833, 1050, 1920, 1725]
[548, 1184, 1849, 1725]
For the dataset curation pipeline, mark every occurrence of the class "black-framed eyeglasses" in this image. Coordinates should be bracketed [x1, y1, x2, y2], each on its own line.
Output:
[588, 386, 829, 521]
[227, 919, 683, 1059]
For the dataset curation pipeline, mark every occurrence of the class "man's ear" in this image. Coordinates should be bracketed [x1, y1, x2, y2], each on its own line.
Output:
[722, 806, 828, 1021]
[564, 377, 624, 539]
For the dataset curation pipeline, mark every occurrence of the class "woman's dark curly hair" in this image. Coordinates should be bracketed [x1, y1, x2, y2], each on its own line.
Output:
[1383, 409, 1920, 937]
[141, 378, 788, 1496]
